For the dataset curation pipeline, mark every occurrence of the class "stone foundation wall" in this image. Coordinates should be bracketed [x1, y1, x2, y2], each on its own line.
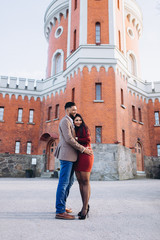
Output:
[90, 144, 137, 181]
[0, 154, 44, 177]
[1, 147, 160, 180]
[144, 156, 160, 179]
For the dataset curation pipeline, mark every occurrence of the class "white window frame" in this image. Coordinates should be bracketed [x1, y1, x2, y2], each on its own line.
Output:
[96, 83, 102, 100]
[155, 112, 159, 125]
[27, 142, 32, 154]
[55, 53, 62, 75]
[15, 141, 20, 154]
[18, 108, 23, 122]
[157, 145, 160, 156]
[127, 50, 138, 77]
[51, 49, 64, 76]
[0, 107, 4, 121]
[29, 110, 34, 123]
[127, 27, 135, 39]
[95, 22, 101, 44]
[55, 26, 63, 38]
[96, 126, 102, 143]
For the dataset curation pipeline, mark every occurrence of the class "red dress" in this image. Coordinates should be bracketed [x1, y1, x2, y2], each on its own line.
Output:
[74, 126, 94, 172]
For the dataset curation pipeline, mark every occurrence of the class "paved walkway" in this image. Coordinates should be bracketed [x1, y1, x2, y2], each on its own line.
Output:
[0, 178, 160, 240]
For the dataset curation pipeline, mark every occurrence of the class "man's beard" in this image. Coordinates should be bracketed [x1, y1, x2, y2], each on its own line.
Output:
[69, 113, 75, 120]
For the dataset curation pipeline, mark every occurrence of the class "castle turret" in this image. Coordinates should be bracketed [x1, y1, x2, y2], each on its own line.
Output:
[42, 0, 149, 180]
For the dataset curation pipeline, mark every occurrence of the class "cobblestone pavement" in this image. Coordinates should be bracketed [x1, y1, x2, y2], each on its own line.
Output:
[0, 178, 160, 240]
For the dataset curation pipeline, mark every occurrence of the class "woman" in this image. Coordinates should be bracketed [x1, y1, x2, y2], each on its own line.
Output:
[74, 114, 94, 220]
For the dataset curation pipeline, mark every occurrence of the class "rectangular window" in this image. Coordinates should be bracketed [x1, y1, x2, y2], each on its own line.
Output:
[118, 30, 121, 51]
[121, 89, 124, 105]
[155, 112, 159, 125]
[29, 110, 34, 123]
[117, 0, 120, 9]
[74, 0, 77, 10]
[27, 142, 32, 154]
[138, 108, 142, 122]
[0, 107, 4, 121]
[15, 141, 20, 154]
[48, 107, 52, 121]
[96, 83, 102, 100]
[72, 88, 75, 102]
[96, 126, 102, 143]
[55, 104, 59, 119]
[132, 105, 136, 120]
[157, 144, 160, 156]
[18, 108, 23, 122]
[73, 30, 77, 51]
[96, 22, 101, 44]
[122, 129, 125, 146]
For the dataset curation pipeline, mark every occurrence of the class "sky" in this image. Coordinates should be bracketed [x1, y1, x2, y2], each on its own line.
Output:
[0, 0, 160, 82]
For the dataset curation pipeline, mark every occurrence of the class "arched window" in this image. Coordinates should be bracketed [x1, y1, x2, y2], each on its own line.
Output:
[55, 53, 62, 74]
[129, 54, 137, 76]
[51, 49, 64, 76]
[95, 22, 101, 44]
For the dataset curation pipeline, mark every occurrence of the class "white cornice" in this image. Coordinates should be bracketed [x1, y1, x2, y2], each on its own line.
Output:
[124, 0, 143, 21]
[124, 0, 143, 36]
[65, 44, 126, 70]
[44, 0, 69, 40]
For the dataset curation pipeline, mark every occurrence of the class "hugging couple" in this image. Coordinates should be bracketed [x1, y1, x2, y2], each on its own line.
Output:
[54, 102, 94, 220]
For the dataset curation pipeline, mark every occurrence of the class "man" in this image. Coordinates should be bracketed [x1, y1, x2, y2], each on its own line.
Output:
[54, 102, 93, 220]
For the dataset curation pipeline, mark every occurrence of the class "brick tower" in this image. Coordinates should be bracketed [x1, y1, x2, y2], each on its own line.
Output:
[0, 0, 160, 179]
[42, 0, 146, 180]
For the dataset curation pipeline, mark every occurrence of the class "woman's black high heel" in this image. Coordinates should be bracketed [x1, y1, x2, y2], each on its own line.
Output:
[78, 205, 90, 220]
[78, 204, 90, 216]
[79, 210, 88, 220]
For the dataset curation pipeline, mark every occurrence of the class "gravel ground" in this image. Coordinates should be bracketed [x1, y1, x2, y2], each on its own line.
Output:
[0, 178, 160, 240]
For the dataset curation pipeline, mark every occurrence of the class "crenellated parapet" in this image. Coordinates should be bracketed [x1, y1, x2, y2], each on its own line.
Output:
[0, 75, 66, 101]
[0, 76, 43, 91]
[44, 0, 69, 40]
[1, 68, 160, 102]
[127, 77, 160, 103]
[116, 66, 160, 103]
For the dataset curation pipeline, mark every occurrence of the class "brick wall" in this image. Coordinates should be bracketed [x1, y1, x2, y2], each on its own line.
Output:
[87, 0, 109, 44]
[0, 94, 41, 155]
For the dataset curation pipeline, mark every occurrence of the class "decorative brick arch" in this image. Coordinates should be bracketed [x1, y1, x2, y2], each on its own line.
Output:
[40, 132, 58, 141]
[40, 132, 58, 171]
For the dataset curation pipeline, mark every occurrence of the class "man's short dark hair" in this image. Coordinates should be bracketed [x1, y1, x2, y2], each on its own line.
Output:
[65, 102, 76, 109]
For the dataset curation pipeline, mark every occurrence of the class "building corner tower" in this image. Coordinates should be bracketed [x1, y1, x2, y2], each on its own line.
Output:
[42, 0, 151, 180]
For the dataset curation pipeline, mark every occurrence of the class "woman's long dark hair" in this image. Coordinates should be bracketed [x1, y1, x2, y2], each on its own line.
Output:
[74, 114, 89, 137]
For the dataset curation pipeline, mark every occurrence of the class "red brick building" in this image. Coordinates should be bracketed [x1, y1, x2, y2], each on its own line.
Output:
[0, 0, 160, 179]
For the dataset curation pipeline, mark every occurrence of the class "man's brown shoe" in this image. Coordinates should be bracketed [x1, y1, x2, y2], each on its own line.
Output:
[55, 212, 75, 220]
[65, 208, 72, 213]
